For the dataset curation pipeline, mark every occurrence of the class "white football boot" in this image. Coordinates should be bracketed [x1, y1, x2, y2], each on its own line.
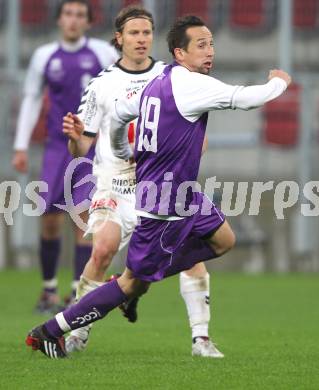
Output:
[192, 337, 224, 358]
[65, 326, 90, 354]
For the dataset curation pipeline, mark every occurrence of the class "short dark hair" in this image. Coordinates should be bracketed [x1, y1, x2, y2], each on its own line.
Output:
[167, 15, 206, 56]
[111, 5, 154, 51]
[56, 0, 93, 23]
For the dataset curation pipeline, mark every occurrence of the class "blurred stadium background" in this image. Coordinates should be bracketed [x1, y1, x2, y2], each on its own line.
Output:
[0, 0, 319, 274]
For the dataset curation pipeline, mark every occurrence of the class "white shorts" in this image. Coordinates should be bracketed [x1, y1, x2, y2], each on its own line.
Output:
[85, 166, 137, 251]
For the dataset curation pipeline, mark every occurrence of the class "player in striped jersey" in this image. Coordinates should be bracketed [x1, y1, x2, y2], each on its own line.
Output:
[12, 0, 118, 313]
[62, 5, 223, 358]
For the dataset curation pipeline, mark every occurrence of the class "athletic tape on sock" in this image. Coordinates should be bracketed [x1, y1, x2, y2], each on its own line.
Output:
[180, 272, 211, 328]
[76, 275, 104, 300]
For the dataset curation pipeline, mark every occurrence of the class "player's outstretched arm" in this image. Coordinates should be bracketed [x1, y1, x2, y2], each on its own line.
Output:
[171, 66, 292, 123]
[232, 69, 291, 110]
[63, 112, 94, 157]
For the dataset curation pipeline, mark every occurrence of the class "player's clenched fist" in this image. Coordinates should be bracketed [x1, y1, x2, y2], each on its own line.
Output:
[268, 69, 292, 86]
[63, 112, 84, 141]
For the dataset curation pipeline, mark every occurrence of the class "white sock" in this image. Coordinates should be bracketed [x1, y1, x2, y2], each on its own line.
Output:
[70, 276, 104, 341]
[43, 278, 58, 290]
[71, 280, 79, 295]
[179, 271, 210, 340]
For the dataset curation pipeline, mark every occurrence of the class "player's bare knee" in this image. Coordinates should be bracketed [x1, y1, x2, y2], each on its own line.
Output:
[91, 243, 115, 270]
[41, 213, 63, 239]
[42, 219, 60, 238]
[41, 224, 60, 239]
[185, 262, 207, 278]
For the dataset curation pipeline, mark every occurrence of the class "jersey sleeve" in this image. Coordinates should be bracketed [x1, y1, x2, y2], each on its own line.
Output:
[14, 48, 46, 150]
[231, 77, 288, 109]
[23, 47, 46, 96]
[77, 76, 104, 138]
[172, 67, 287, 122]
[109, 93, 140, 160]
[113, 92, 140, 124]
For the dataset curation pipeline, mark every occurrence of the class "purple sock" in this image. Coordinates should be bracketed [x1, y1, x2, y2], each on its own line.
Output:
[40, 238, 61, 288]
[45, 279, 127, 338]
[73, 244, 92, 282]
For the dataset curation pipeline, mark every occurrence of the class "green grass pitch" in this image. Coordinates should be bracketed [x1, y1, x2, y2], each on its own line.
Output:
[0, 269, 319, 389]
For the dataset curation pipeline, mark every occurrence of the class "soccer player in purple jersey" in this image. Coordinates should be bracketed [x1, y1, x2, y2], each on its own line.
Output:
[62, 5, 222, 358]
[25, 15, 291, 359]
[12, 0, 118, 314]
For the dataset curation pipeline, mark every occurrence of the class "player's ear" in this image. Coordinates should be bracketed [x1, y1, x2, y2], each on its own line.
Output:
[115, 32, 123, 48]
[174, 48, 184, 62]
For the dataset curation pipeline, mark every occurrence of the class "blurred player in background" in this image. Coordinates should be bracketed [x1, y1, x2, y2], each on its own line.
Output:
[62, 5, 223, 358]
[12, 0, 118, 314]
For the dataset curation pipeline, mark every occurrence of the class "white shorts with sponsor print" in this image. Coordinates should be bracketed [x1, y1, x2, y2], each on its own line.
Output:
[85, 165, 137, 251]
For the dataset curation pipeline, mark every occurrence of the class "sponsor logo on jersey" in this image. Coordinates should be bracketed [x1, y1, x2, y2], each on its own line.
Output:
[82, 91, 97, 126]
[80, 55, 95, 70]
[130, 79, 148, 85]
[48, 58, 64, 80]
[112, 178, 136, 195]
[50, 58, 62, 72]
[126, 86, 144, 99]
[126, 82, 148, 99]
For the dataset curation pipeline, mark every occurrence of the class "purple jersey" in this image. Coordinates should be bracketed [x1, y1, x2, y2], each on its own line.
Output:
[44, 39, 114, 143]
[14, 37, 118, 150]
[134, 63, 208, 216]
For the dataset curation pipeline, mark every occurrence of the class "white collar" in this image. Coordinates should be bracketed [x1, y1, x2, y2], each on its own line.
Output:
[60, 36, 87, 52]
